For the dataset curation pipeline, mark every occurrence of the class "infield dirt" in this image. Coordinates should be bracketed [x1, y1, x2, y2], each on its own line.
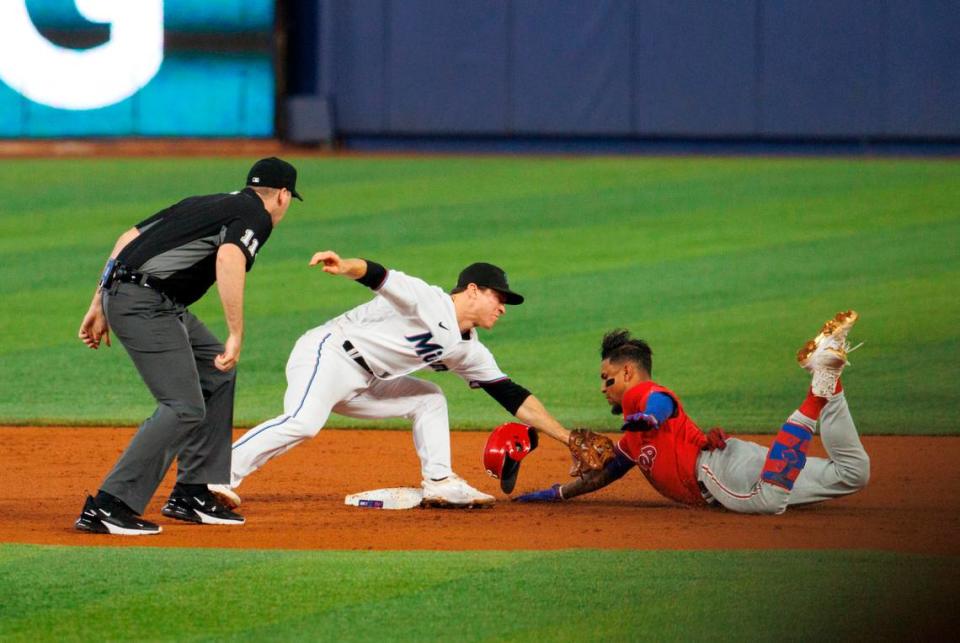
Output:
[1, 427, 955, 554]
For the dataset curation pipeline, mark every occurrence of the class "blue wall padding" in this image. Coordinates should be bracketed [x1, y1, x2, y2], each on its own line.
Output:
[387, 1, 511, 133]
[885, 0, 960, 137]
[633, 0, 758, 136]
[759, 1, 885, 137]
[511, 0, 633, 135]
[329, 1, 389, 132]
[312, 0, 959, 140]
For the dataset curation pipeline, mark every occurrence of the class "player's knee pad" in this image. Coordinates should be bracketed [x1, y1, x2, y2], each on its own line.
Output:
[761, 423, 813, 491]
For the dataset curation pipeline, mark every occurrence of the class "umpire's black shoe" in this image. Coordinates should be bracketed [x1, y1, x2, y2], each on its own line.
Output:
[74, 495, 162, 536]
[161, 490, 245, 525]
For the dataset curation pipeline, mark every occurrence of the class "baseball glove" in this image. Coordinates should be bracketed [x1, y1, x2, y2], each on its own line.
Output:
[568, 429, 616, 478]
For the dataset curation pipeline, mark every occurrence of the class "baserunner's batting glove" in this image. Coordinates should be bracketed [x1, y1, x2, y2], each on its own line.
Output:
[514, 484, 564, 502]
[622, 412, 659, 431]
[702, 427, 729, 451]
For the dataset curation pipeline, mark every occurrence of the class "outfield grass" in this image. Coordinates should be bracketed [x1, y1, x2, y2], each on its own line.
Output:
[1, 157, 957, 432]
[0, 544, 955, 641]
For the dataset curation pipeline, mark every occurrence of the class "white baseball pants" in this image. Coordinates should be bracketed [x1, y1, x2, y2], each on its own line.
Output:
[230, 326, 452, 487]
[697, 393, 870, 514]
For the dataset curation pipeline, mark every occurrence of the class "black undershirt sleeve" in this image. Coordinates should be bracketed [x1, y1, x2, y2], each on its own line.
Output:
[357, 259, 388, 290]
[479, 379, 531, 415]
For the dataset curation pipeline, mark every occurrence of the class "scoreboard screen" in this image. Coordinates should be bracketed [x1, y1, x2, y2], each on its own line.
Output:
[0, 0, 275, 137]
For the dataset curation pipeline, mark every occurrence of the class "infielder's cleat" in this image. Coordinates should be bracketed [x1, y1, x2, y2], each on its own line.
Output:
[208, 483, 242, 510]
[74, 495, 162, 536]
[797, 310, 860, 398]
[161, 490, 245, 525]
[421, 474, 496, 508]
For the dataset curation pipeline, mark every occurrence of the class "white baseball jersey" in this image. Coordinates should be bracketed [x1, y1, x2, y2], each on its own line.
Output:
[330, 269, 508, 386]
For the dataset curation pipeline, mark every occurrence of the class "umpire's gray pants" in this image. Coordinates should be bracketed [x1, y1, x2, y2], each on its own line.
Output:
[100, 283, 235, 514]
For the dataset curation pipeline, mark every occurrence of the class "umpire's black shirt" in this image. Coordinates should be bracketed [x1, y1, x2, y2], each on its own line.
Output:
[117, 188, 273, 306]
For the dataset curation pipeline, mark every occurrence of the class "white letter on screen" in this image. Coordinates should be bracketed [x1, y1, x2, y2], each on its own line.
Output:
[0, 0, 164, 110]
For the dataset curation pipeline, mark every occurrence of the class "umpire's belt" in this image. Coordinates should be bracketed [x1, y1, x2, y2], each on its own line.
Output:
[112, 265, 168, 296]
[342, 340, 373, 375]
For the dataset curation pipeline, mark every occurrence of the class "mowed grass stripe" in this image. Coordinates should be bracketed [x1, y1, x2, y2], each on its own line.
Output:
[0, 157, 956, 430]
[0, 544, 956, 641]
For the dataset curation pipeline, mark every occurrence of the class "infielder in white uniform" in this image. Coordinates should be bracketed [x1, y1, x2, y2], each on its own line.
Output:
[214, 251, 573, 508]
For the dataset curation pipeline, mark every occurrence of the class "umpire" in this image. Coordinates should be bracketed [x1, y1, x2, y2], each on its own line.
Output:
[74, 157, 301, 535]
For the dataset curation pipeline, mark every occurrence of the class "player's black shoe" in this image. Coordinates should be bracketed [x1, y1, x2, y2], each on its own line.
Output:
[74, 495, 162, 536]
[161, 489, 245, 525]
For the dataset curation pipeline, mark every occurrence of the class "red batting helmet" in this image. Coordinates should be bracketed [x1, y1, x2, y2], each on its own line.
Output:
[483, 422, 539, 494]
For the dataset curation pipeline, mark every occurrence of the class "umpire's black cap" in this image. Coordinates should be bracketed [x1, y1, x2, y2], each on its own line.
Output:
[452, 262, 524, 305]
[247, 157, 303, 200]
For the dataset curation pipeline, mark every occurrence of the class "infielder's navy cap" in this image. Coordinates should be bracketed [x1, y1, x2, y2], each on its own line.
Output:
[454, 262, 524, 305]
[246, 157, 303, 200]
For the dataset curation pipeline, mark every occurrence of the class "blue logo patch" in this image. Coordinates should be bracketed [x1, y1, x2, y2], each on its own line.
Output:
[405, 332, 443, 364]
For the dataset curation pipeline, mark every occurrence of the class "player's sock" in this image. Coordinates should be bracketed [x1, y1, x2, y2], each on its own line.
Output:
[796, 387, 827, 424]
[792, 376, 843, 428]
[760, 423, 813, 491]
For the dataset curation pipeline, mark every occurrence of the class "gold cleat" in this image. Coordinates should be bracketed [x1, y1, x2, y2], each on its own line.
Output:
[798, 310, 859, 368]
[796, 339, 818, 365]
[797, 310, 860, 397]
[812, 310, 859, 346]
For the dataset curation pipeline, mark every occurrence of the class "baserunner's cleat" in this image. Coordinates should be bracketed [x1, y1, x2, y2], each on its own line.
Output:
[797, 310, 860, 398]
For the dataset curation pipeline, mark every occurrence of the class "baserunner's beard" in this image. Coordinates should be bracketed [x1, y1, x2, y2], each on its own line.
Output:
[611, 403, 622, 416]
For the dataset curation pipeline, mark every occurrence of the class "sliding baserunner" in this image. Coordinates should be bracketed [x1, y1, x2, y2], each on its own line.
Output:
[516, 312, 870, 514]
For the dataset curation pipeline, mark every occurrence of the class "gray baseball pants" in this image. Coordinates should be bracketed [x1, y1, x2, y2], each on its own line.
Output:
[99, 282, 235, 514]
[697, 392, 870, 514]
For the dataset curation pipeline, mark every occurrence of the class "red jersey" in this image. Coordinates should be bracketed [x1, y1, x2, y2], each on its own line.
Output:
[617, 381, 708, 506]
